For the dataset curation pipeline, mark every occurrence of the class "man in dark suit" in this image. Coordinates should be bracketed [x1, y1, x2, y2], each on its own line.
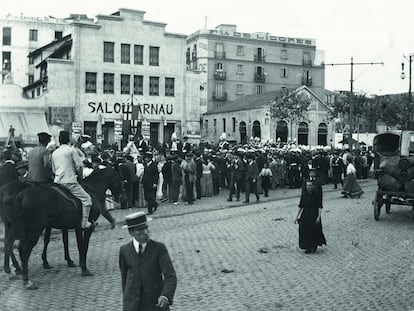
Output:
[182, 136, 192, 153]
[194, 150, 203, 199]
[182, 153, 196, 204]
[227, 152, 246, 201]
[119, 212, 177, 311]
[142, 152, 159, 215]
[243, 152, 260, 203]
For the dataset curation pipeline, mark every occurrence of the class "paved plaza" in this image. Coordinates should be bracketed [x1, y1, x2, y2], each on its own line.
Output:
[1, 179, 414, 311]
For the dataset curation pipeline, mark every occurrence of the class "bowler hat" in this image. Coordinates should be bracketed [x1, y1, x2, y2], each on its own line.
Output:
[122, 211, 152, 230]
[144, 151, 153, 158]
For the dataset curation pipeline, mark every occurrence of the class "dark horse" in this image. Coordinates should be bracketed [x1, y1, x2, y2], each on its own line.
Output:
[0, 165, 122, 289]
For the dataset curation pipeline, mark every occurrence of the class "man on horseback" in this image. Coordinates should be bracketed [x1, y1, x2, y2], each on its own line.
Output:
[51, 131, 93, 229]
[27, 132, 53, 183]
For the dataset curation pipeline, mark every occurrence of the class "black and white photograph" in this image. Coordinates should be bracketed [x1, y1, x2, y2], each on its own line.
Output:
[1, 0, 414, 310]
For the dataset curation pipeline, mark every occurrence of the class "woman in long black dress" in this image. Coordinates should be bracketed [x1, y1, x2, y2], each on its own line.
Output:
[294, 180, 326, 253]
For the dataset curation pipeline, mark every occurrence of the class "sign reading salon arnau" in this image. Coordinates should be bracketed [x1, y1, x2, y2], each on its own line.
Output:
[88, 102, 173, 115]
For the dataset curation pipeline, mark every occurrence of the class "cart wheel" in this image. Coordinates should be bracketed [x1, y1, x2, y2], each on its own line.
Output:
[385, 202, 391, 214]
[373, 195, 382, 221]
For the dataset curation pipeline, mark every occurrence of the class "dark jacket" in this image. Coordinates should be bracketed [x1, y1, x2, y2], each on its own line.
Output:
[171, 161, 182, 184]
[162, 160, 172, 183]
[119, 239, 177, 311]
[142, 161, 159, 188]
[245, 160, 259, 180]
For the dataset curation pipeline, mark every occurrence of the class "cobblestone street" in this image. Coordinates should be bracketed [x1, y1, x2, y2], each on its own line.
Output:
[1, 179, 414, 311]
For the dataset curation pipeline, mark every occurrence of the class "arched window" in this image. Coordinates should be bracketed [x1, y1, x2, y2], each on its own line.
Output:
[276, 120, 288, 143]
[239, 121, 247, 144]
[318, 123, 328, 146]
[252, 120, 261, 138]
[298, 122, 309, 145]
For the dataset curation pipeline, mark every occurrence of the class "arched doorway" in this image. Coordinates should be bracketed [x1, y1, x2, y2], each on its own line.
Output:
[318, 122, 328, 146]
[298, 122, 309, 145]
[252, 120, 261, 139]
[239, 121, 247, 144]
[276, 120, 288, 142]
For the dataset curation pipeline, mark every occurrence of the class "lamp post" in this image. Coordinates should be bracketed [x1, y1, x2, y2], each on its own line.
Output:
[400, 54, 413, 129]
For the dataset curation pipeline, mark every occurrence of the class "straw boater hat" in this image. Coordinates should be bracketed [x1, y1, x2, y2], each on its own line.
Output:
[122, 211, 152, 230]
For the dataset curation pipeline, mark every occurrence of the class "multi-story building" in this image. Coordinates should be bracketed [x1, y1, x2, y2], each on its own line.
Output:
[1, 14, 70, 87]
[186, 24, 325, 116]
[23, 8, 198, 147]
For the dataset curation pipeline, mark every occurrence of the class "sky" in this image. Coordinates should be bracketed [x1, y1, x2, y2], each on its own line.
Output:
[3, 0, 414, 96]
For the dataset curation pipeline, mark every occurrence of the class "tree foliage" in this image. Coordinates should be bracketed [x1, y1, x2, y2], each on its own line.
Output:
[268, 89, 311, 122]
[374, 94, 410, 130]
[328, 91, 411, 132]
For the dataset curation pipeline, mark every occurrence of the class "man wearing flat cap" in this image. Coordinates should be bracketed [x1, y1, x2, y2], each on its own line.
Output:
[119, 211, 177, 311]
[27, 132, 53, 182]
[142, 151, 159, 215]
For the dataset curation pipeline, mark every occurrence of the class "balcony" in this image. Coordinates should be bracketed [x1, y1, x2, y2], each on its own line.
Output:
[302, 59, 313, 67]
[254, 73, 266, 83]
[254, 54, 266, 62]
[214, 51, 226, 59]
[213, 92, 228, 101]
[302, 77, 312, 86]
[214, 71, 227, 80]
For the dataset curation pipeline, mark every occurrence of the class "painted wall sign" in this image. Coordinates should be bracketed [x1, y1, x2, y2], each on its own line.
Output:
[87, 102, 173, 116]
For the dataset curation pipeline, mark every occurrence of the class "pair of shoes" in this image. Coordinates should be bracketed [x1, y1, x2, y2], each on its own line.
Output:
[304, 249, 312, 254]
[185, 202, 194, 205]
[242, 200, 249, 203]
[173, 202, 179, 205]
[227, 199, 232, 202]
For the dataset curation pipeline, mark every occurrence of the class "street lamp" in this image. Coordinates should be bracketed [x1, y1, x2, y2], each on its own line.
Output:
[401, 54, 413, 129]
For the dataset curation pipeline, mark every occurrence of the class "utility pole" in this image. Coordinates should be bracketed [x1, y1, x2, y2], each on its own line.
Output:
[325, 57, 383, 150]
[400, 53, 413, 130]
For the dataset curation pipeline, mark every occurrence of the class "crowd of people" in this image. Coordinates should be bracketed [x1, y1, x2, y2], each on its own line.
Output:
[0, 131, 372, 219]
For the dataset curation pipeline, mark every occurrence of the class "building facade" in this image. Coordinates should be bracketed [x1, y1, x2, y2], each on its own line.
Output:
[1, 14, 70, 87]
[186, 24, 325, 115]
[24, 8, 199, 148]
[203, 86, 334, 147]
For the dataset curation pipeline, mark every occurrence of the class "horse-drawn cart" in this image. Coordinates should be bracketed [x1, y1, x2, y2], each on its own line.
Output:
[373, 131, 414, 220]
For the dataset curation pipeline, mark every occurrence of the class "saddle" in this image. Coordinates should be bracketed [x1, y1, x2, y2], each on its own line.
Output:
[46, 183, 82, 209]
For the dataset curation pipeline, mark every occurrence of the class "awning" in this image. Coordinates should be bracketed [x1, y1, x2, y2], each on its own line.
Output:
[0, 112, 50, 144]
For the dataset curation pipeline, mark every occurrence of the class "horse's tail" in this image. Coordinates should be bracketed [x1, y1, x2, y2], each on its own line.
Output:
[11, 191, 26, 240]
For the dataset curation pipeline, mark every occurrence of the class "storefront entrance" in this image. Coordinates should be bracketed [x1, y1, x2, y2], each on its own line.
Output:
[84, 121, 97, 143]
[164, 123, 175, 144]
[150, 122, 159, 148]
[239, 121, 247, 144]
[276, 121, 288, 142]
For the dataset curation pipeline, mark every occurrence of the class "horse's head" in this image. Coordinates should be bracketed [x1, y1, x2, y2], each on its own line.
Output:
[82, 165, 123, 201]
